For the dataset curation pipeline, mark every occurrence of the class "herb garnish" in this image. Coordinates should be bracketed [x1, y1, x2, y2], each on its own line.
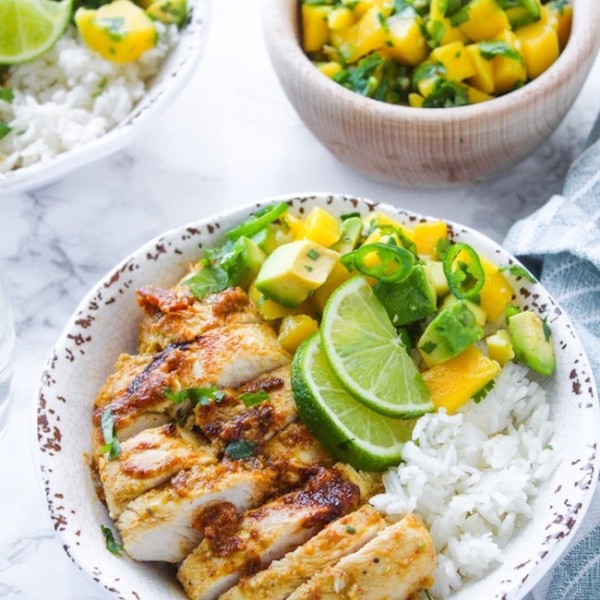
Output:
[479, 41, 523, 62]
[0, 87, 14, 103]
[238, 390, 270, 407]
[100, 409, 121, 460]
[0, 121, 11, 141]
[500, 264, 536, 283]
[472, 379, 495, 403]
[345, 525, 356, 534]
[101, 524, 124, 556]
[225, 440, 257, 460]
[307, 248, 321, 260]
[165, 386, 225, 406]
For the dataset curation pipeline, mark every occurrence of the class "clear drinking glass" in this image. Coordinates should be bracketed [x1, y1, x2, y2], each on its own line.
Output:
[0, 271, 15, 431]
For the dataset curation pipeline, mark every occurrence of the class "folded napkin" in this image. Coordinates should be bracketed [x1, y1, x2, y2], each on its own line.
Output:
[503, 117, 600, 600]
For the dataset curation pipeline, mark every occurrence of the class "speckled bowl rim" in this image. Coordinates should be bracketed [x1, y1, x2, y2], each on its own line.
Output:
[0, 0, 211, 196]
[35, 193, 599, 600]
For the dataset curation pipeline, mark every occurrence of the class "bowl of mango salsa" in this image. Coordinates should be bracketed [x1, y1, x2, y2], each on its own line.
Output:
[264, 0, 600, 186]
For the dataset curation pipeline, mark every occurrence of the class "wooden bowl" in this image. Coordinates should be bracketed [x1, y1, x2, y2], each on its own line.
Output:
[263, 0, 600, 186]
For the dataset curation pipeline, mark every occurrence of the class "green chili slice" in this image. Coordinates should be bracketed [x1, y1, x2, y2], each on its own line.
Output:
[341, 243, 414, 283]
[227, 202, 288, 240]
[443, 242, 485, 299]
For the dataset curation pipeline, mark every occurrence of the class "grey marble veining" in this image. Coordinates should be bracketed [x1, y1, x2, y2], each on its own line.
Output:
[0, 1, 599, 598]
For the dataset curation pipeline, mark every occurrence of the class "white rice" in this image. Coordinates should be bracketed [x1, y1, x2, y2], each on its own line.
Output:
[370, 362, 559, 598]
[0, 23, 179, 172]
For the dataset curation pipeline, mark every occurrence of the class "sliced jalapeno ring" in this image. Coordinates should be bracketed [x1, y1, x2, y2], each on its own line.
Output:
[226, 202, 288, 240]
[443, 242, 485, 299]
[341, 243, 414, 283]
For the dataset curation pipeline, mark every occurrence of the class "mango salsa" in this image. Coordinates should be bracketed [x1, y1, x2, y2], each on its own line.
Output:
[301, 0, 570, 107]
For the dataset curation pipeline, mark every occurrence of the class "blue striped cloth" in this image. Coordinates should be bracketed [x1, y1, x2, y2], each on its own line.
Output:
[503, 116, 600, 600]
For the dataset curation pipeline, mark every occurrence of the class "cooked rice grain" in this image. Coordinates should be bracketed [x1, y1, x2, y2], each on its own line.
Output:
[370, 363, 559, 598]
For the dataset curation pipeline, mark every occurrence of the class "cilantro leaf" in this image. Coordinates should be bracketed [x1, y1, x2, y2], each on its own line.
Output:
[238, 390, 270, 407]
[500, 264, 537, 283]
[225, 440, 257, 460]
[0, 87, 14, 104]
[100, 409, 121, 461]
[101, 525, 124, 556]
[183, 262, 229, 299]
[423, 80, 469, 108]
[307, 248, 321, 260]
[479, 41, 523, 62]
[427, 20, 446, 48]
[165, 386, 221, 406]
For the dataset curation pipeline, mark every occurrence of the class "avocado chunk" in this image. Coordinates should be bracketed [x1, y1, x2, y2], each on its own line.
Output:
[418, 299, 485, 367]
[441, 294, 487, 327]
[422, 259, 449, 298]
[508, 310, 556, 376]
[226, 236, 267, 290]
[374, 264, 437, 327]
[249, 226, 278, 255]
[255, 240, 339, 308]
[331, 217, 362, 254]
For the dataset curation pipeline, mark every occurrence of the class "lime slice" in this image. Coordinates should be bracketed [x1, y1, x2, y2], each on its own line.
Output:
[321, 276, 434, 418]
[0, 0, 72, 65]
[292, 333, 415, 471]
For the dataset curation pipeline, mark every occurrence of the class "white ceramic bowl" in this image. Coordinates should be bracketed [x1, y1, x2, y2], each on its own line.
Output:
[36, 194, 599, 600]
[0, 0, 210, 196]
[264, 0, 600, 186]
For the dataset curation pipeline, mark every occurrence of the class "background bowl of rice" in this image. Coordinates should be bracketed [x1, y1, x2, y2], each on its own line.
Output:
[36, 193, 599, 600]
[0, 0, 210, 195]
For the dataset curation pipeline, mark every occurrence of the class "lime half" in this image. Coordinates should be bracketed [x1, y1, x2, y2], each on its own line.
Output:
[321, 276, 433, 418]
[0, 0, 72, 65]
[292, 333, 415, 471]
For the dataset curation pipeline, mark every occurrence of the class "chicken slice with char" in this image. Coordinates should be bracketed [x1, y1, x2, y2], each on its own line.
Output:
[117, 460, 279, 563]
[287, 513, 436, 600]
[177, 466, 361, 600]
[137, 286, 261, 353]
[98, 423, 217, 519]
[220, 504, 387, 600]
[195, 365, 297, 450]
[93, 323, 289, 451]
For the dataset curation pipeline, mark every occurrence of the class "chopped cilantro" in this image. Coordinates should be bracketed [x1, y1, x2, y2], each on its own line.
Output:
[101, 525, 124, 556]
[427, 20, 445, 48]
[225, 440, 257, 460]
[346, 525, 357, 534]
[165, 386, 221, 406]
[0, 121, 11, 141]
[423, 80, 469, 108]
[544, 444, 554, 451]
[412, 62, 445, 86]
[472, 379, 495, 403]
[500, 264, 536, 283]
[479, 41, 523, 62]
[238, 390, 270, 407]
[98, 16, 126, 41]
[377, 11, 390, 32]
[0, 87, 14, 104]
[100, 409, 121, 461]
[449, 8, 469, 26]
[92, 77, 108, 99]
[435, 237, 451, 258]
[393, 0, 418, 17]
[307, 248, 321, 260]
[305, 265, 314, 272]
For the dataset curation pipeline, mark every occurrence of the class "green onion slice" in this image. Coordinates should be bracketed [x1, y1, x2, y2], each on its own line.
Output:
[341, 243, 414, 283]
[443, 242, 485, 299]
[227, 202, 288, 240]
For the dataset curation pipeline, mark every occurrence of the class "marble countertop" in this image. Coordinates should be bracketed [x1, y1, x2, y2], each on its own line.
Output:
[1, 1, 599, 598]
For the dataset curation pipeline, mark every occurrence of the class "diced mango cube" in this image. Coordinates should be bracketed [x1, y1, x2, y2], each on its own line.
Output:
[459, 0, 510, 42]
[485, 329, 515, 364]
[417, 75, 439, 98]
[516, 20, 559, 79]
[318, 61, 343, 78]
[301, 4, 331, 53]
[466, 43, 495, 94]
[298, 207, 342, 248]
[428, 0, 469, 45]
[479, 268, 513, 323]
[328, 7, 355, 31]
[386, 15, 428, 66]
[422, 346, 501, 414]
[414, 220, 448, 258]
[408, 92, 425, 107]
[543, 2, 572, 50]
[278, 315, 319, 354]
[312, 261, 352, 313]
[351, 0, 394, 19]
[75, 0, 157, 63]
[466, 84, 493, 103]
[332, 6, 389, 62]
[282, 211, 304, 240]
[430, 41, 476, 82]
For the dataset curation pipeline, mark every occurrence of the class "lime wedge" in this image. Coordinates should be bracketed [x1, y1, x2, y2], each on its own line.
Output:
[0, 0, 72, 65]
[292, 333, 415, 471]
[321, 276, 434, 418]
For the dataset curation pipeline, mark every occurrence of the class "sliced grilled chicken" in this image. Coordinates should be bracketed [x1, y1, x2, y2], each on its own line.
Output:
[117, 460, 279, 563]
[137, 286, 261, 353]
[177, 467, 361, 600]
[288, 513, 436, 600]
[93, 323, 289, 451]
[221, 504, 387, 600]
[98, 423, 217, 519]
[195, 365, 297, 449]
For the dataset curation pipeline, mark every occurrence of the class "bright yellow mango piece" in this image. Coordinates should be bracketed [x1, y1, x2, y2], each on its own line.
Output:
[332, 6, 390, 63]
[301, 4, 331, 53]
[430, 41, 476, 82]
[278, 314, 319, 354]
[318, 61, 343, 78]
[408, 92, 424, 107]
[516, 20, 559, 79]
[466, 84, 493, 103]
[459, 0, 510, 42]
[282, 211, 304, 240]
[466, 43, 495, 94]
[422, 346, 501, 414]
[351, 0, 394, 19]
[417, 74, 439, 98]
[486, 329, 515, 364]
[146, 0, 187, 25]
[298, 207, 341, 248]
[414, 220, 448, 258]
[363, 211, 415, 241]
[248, 282, 315, 320]
[75, 0, 157, 63]
[328, 7, 355, 31]
[386, 15, 428, 66]
[479, 260, 513, 322]
[491, 30, 527, 93]
[543, 2, 572, 50]
[312, 261, 352, 313]
[428, 0, 469, 45]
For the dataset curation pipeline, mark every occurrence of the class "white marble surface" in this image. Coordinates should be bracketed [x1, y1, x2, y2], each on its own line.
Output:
[0, 1, 599, 598]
